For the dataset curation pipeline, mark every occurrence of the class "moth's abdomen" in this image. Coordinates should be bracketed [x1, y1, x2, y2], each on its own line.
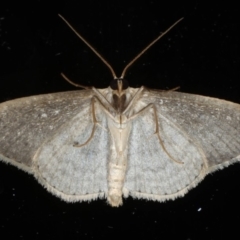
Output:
[107, 162, 127, 207]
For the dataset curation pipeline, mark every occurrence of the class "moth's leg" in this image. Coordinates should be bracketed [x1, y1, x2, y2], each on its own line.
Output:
[73, 98, 98, 147]
[128, 104, 183, 164]
[151, 105, 184, 164]
[122, 86, 144, 114]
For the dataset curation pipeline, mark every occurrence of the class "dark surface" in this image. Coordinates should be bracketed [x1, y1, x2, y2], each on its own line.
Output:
[0, 1, 240, 239]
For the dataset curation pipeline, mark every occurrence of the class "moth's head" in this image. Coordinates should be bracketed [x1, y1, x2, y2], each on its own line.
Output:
[110, 78, 129, 95]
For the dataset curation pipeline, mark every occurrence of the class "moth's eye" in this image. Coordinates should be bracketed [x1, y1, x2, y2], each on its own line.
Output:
[121, 79, 129, 89]
[110, 79, 129, 90]
[110, 79, 118, 90]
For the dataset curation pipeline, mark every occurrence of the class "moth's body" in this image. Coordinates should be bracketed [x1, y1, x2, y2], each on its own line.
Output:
[107, 115, 130, 206]
[95, 80, 138, 206]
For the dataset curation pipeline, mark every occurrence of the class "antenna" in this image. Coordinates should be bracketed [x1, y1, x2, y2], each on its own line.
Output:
[59, 14, 183, 79]
[58, 14, 117, 79]
[120, 18, 183, 78]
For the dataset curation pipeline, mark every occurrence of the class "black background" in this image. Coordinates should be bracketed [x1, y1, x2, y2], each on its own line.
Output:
[0, 1, 240, 239]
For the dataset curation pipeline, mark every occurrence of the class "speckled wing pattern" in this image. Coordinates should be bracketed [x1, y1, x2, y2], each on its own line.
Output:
[123, 89, 240, 201]
[0, 90, 109, 200]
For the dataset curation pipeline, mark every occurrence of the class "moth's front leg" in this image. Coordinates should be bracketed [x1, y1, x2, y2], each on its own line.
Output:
[127, 103, 183, 164]
[73, 97, 99, 147]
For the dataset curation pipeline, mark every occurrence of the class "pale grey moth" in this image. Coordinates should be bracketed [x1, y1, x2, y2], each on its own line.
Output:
[0, 16, 239, 207]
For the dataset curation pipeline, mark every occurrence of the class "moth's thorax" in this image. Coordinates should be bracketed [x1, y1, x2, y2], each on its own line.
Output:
[95, 84, 145, 126]
[107, 113, 132, 159]
[109, 79, 129, 113]
[112, 91, 127, 112]
[97, 86, 140, 110]
[111, 113, 129, 128]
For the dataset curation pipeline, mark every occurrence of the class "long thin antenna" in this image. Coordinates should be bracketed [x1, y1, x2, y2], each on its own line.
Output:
[120, 18, 183, 78]
[59, 14, 183, 80]
[58, 14, 117, 79]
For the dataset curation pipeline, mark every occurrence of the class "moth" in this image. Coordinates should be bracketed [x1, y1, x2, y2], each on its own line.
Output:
[0, 15, 240, 207]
